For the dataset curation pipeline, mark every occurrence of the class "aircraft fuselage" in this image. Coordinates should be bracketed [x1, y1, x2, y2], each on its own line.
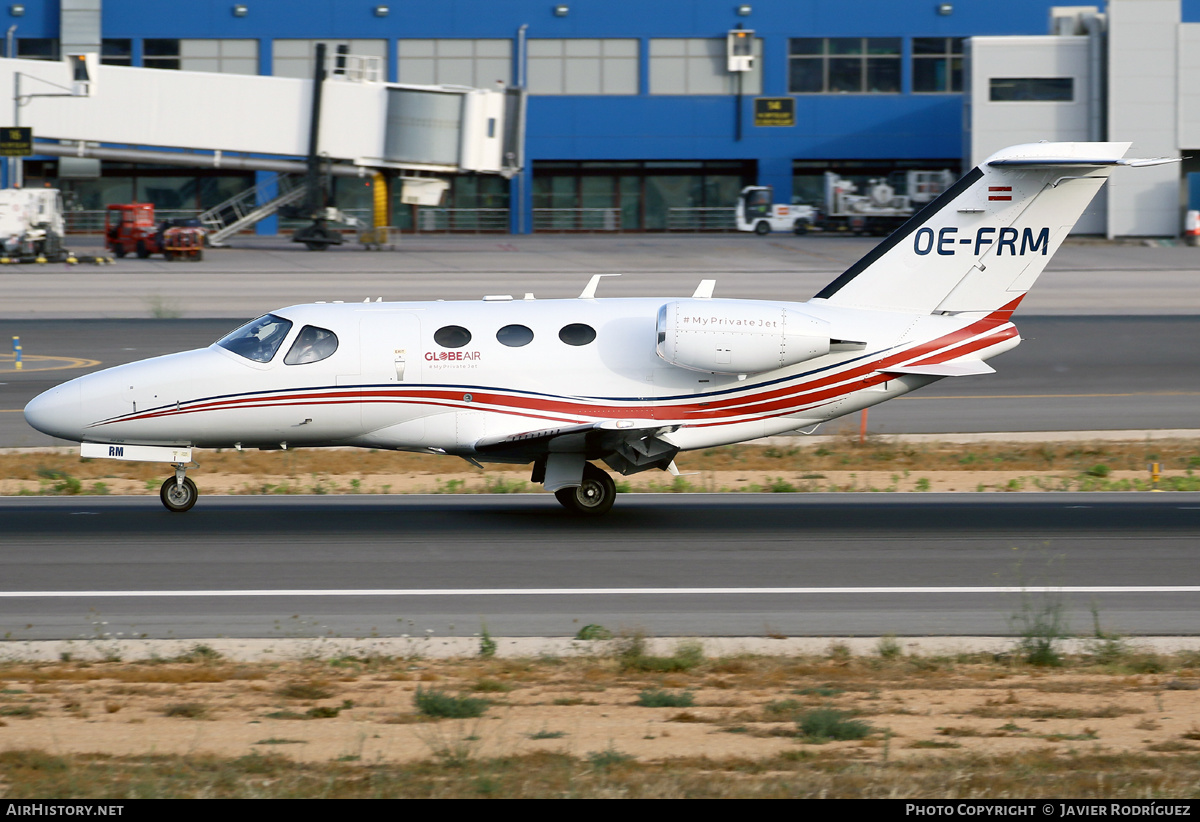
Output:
[25, 295, 1018, 457]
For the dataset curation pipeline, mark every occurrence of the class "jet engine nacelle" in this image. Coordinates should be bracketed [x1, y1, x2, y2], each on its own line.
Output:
[656, 299, 831, 375]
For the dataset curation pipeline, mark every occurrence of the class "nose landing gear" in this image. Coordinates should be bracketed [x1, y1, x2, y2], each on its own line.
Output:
[159, 463, 198, 513]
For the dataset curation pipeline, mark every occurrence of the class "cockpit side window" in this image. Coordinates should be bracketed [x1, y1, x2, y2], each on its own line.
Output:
[284, 325, 339, 365]
[216, 314, 294, 363]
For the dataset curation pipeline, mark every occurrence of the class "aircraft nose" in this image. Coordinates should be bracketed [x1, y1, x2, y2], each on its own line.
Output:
[24, 380, 84, 442]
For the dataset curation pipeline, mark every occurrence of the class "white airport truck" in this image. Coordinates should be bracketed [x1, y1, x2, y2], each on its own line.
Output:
[735, 186, 816, 235]
[736, 168, 954, 236]
[0, 188, 69, 262]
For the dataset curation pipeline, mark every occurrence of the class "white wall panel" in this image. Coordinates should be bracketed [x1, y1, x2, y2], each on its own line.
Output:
[1106, 0, 1181, 237]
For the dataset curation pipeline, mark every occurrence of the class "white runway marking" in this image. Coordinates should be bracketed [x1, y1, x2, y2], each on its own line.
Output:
[0, 586, 1196, 598]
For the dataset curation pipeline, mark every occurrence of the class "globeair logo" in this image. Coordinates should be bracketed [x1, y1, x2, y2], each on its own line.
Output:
[425, 351, 481, 361]
[913, 226, 1049, 257]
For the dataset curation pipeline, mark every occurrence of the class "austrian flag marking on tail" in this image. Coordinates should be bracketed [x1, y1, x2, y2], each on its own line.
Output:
[988, 186, 1012, 201]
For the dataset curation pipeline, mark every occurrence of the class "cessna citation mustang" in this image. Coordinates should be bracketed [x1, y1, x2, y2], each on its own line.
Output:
[25, 142, 1168, 515]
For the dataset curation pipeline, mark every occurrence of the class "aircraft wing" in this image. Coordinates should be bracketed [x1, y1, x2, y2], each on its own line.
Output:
[473, 419, 681, 475]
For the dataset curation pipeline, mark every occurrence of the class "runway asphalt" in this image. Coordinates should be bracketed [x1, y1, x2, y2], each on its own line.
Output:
[0, 493, 1196, 640]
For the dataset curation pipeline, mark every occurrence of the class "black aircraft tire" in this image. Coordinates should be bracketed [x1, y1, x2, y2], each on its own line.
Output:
[554, 463, 616, 516]
[160, 476, 198, 513]
[754, 220, 770, 235]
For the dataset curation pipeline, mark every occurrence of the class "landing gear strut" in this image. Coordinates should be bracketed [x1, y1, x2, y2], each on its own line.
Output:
[159, 463, 198, 513]
[554, 462, 617, 517]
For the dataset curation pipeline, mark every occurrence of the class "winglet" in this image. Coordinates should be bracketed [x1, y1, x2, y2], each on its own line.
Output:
[691, 279, 716, 299]
[579, 273, 621, 299]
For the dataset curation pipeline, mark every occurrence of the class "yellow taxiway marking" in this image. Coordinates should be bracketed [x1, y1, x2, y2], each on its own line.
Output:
[0, 354, 100, 373]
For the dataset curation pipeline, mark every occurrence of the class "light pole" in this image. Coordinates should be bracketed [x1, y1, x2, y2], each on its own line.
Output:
[10, 56, 94, 188]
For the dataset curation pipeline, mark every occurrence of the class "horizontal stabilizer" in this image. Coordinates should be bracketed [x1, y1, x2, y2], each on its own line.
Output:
[881, 360, 996, 378]
[989, 157, 1177, 168]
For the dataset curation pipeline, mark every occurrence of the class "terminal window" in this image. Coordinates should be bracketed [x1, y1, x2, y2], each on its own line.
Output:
[988, 77, 1074, 102]
[101, 39, 132, 67]
[528, 39, 638, 95]
[272, 39, 387, 79]
[16, 38, 60, 61]
[179, 40, 258, 76]
[788, 38, 901, 94]
[912, 37, 963, 93]
[143, 39, 180, 70]
[397, 39, 513, 88]
[650, 38, 762, 95]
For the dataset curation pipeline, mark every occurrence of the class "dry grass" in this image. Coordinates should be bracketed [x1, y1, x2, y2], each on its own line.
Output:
[0, 647, 1199, 796]
[3, 436, 1198, 497]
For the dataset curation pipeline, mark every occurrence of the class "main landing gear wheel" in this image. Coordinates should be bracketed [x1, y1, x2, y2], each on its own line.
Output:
[160, 476, 198, 513]
[554, 463, 616, 517]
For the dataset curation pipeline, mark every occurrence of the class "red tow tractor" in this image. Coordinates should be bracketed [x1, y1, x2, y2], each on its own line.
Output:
[105, 203, 206, 261]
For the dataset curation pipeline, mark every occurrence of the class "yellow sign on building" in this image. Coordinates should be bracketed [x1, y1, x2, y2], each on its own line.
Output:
[0, 128, 32, 156]
[753, 98, 794, 127]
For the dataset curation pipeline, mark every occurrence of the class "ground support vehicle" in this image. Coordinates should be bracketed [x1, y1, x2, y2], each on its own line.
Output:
[737, 169, 955, 237]
[815, 169, 955, 235]
[105, 203, 207, 261]
[0, 188, 70, 263]
[735, 186, 816, 235]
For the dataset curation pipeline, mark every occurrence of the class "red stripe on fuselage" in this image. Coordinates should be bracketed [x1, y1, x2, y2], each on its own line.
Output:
[90, 299, 1023, 432]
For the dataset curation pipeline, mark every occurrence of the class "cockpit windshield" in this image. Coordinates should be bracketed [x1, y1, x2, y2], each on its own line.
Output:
[216, 314, 294, 363]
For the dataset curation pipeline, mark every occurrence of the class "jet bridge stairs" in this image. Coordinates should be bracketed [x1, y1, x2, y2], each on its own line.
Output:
[200, 173, 309, 247]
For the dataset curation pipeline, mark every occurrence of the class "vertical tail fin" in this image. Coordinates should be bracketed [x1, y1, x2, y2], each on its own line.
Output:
[812, 142, 1135, 315]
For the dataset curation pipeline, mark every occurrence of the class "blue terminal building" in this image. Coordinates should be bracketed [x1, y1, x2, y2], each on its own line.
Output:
[5, 1, 1199, 237]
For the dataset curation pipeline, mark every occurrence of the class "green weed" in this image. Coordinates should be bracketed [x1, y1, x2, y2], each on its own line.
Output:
[414, 686, 489, 719]
[796, 709, 874, 742]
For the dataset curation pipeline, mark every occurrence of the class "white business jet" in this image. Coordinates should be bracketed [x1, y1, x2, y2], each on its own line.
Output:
[25, 142, 1166, 515]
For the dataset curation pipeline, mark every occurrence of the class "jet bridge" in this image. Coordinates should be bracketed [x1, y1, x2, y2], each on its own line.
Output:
[0, 52, 524, 188]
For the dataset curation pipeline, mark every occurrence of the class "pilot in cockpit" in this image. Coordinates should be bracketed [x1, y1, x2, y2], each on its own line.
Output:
[284, 325, 338, 365]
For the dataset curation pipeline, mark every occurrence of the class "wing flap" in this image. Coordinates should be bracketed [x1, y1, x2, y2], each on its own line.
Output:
[473, 419, 681, 475]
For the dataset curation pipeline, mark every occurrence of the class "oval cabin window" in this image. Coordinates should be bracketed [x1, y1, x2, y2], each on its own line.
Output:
[496, 324, 534, 347]
[558, 323, 596, 346]
[434, 325, 472, 348]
